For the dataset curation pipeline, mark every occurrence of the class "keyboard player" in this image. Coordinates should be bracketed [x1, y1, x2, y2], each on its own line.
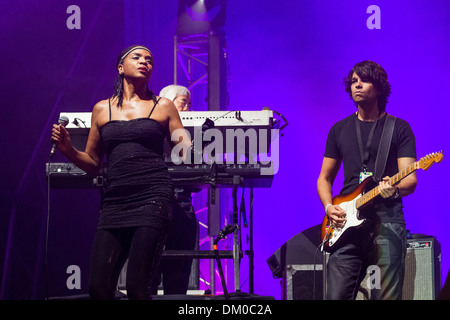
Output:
[151, 85, 199, 295]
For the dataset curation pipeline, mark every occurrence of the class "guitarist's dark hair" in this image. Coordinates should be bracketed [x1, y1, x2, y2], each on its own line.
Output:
[343, 60, 392, 112]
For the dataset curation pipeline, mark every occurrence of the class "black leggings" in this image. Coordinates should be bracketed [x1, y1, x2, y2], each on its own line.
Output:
[88, 226, 167, 300]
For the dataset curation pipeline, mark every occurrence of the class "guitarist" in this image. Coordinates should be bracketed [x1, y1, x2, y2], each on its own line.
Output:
[317, 61, 417, 300]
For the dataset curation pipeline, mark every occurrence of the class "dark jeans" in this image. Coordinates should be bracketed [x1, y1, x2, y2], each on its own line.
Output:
[326, 222, 407, 300]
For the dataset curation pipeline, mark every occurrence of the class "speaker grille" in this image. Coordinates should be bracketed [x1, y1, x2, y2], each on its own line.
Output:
[357, 237, 441, 300]
[402, 238, 441, 300]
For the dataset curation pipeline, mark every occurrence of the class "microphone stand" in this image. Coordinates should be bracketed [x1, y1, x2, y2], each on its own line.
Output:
[213, 224, 237, 300]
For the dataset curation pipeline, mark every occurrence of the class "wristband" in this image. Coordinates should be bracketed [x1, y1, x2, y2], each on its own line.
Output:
[390, 187, 400, 199]
[325, 203, 332, 213]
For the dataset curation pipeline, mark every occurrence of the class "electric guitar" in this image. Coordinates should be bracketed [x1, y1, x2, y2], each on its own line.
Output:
[320, 151, 443, 252]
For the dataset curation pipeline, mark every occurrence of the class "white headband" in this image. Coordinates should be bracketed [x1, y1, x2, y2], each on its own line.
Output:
[118, 46, 152, 65]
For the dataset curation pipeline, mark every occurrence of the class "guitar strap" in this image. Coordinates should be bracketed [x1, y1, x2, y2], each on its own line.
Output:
[373, 114, 396, 182]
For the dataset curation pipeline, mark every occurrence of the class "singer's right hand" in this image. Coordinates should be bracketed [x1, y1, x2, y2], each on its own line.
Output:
[51, 124, 72, 154]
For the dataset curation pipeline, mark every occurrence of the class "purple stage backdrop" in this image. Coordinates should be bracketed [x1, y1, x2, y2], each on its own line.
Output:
[1, 0, 449, 299]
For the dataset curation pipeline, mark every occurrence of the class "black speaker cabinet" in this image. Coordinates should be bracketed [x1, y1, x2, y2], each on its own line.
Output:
[357, 236, 441, 300]
[284, 264, 324, 300]
[402, 237, 441, 300]
[272, 227, 441, 300]
[267, 224, 323, 279]
[266, 224, 324, 300]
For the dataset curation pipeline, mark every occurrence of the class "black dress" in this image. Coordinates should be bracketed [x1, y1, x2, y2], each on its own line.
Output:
[98, 98, 174, 230]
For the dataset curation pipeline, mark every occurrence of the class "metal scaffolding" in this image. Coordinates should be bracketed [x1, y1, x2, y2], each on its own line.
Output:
[173, 31, 228, 111]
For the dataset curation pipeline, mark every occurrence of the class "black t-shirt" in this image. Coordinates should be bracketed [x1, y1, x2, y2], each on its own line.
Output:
[324, 112, 416, 223]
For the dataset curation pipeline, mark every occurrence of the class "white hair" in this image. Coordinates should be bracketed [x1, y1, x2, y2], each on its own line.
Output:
[159, 85, 190, 102]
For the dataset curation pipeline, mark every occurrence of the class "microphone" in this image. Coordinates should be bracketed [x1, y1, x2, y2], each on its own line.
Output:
[214, 224, 237, 245]
[49, 115, 69, 160]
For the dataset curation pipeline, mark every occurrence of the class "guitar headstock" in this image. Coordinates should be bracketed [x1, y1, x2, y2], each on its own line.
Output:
[419, 151, 443, 171]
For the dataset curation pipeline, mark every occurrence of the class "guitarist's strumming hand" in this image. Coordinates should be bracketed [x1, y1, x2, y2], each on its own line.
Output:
[378, 176, 397, 199]
[326, 205, 347, 229]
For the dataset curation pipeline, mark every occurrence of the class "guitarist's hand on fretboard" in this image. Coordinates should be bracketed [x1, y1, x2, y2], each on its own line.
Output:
[378, 176, 397, 198]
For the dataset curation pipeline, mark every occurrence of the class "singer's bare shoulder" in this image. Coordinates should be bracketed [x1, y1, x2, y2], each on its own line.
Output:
[91, 98, 112, 128]
[157, 96, 176, 112]
[155, 96, 180, 120]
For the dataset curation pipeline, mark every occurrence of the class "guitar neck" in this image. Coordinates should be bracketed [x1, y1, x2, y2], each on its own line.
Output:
[356, 161, 419, 209]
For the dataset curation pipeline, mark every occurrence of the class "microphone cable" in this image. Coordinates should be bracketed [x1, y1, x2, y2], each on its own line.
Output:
[44, 116, 69, 299]
[45, 161, 52, 300]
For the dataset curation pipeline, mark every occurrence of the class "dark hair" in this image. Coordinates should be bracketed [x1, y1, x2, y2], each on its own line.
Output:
[343, 60, 391, 112]
[112, 45, 155, 109]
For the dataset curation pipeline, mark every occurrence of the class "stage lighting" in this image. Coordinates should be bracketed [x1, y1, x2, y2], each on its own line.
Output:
[177, 0, 226, 35]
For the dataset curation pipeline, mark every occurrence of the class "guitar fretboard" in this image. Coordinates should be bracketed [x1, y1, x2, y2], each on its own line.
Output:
[355, 161, 419, 209]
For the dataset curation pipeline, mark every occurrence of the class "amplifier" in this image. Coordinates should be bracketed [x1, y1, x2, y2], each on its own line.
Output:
[356, 236, 441, 300]
[402, 237, 441, 300]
